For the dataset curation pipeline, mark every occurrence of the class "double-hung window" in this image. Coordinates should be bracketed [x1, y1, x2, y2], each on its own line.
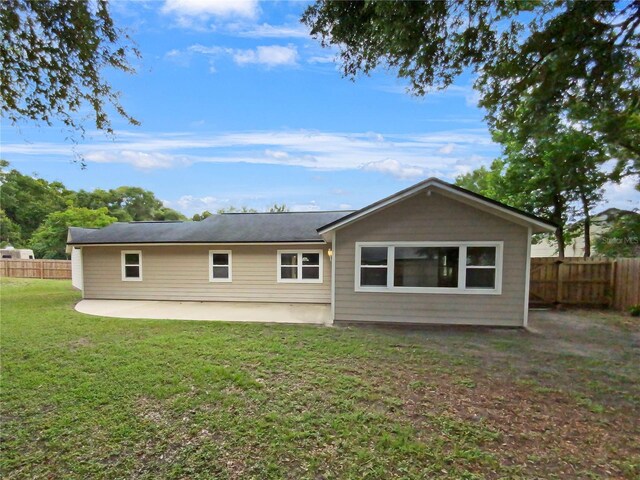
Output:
[356, 242, 502, 294]
[209, 250, 232, 282]
[121, 250, 142, 281]
[277, 250, 323, 283]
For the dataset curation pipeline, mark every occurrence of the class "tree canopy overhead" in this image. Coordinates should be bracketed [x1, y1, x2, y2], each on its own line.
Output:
[0, 0, 139, 136]
[302, 0, 640, 168]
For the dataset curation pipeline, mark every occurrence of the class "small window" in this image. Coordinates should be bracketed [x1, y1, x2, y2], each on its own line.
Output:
[277, 250, 323, 283]
[465, 246, 497, 289]
[360, 247, 388, 286]
[2, 254, 12, 259]
[121, 251, 142, 281]
[209, 250, 232, 282]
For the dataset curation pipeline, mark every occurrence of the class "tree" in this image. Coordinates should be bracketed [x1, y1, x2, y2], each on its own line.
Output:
[302, 1, 639, 174]
[456, 126, 609, 258]
[29, 206, 116, 259]
[155, 207, 186, 221]
[455, 159, 507, 202]
[0, 209, 23, 247]
[268, 203, 289, 213]
[192, 211, 213, 221]
[594, 211, 640, 257]
[0, 160, 74, 240]
[217, 206, 258, 214]
[1, 0, 139, 138]
[75, 186, 185, 221]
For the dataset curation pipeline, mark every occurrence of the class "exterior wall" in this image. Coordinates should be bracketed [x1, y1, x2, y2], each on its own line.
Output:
[71, 247, 83, 291]
[333, 190, 529, 326]
[82, 244, 331, 304]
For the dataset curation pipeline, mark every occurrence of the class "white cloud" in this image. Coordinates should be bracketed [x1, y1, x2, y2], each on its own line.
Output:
[290, 201, 321, 212]
[338, 203, 352, 210]
[232, 45, 298, 67]
[84, 150, 188, 170]
[161, 0, 258, 19]
[307, 55, 335, 64]
[235, 23, 309, 38]
[188, 44, 224, 55]
[164, 195, 229, 215]
[174, 44, 298, 70]
[439, 143, 455, 154]
[2, 128, 498, 180]
[265, 149, 289, 159]
[360, 159, 424, 179]
[377, 82, 481, 107]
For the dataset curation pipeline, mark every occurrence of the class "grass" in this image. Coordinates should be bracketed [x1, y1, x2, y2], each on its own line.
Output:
[1, 278, 639, 479]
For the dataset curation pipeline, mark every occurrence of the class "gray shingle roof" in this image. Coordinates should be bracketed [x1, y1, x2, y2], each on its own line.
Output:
[67, 211, 353, 245]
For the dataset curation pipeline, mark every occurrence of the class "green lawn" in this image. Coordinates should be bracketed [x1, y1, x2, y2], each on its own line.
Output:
[1, 279, 638, 479]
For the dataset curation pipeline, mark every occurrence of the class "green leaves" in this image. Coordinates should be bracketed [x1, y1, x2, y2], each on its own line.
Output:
[29, 206, 117, 259]
[0, 0, 139, 137]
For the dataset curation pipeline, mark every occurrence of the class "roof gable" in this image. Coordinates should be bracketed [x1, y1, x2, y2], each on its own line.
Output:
[317, 178, 556, 236]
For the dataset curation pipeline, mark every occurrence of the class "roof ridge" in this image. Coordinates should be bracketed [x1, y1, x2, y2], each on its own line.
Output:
[218, 210, 355, 215]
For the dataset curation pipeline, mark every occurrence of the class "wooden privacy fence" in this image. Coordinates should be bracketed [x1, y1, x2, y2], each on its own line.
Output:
[0, 259, 71, 280]
[529, 257, 640, 311]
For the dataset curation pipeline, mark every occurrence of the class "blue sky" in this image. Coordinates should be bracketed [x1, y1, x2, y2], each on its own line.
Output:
[2, 0, 637, 216]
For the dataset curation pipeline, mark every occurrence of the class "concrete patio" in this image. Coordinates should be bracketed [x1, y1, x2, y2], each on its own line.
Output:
[75, 299, 331, 325]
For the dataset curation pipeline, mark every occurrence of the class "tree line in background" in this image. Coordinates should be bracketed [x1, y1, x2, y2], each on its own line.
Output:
[0, 161, 290, 259]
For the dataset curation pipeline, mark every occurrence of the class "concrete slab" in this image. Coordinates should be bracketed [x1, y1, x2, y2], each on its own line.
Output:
[75, 299, 331, 325]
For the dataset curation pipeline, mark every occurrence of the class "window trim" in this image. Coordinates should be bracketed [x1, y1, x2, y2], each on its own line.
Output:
[355, 241, 503, 295]
[209, 250, 232, 283]
[121, 250, 142, 282]
[276, 249, 324, 284]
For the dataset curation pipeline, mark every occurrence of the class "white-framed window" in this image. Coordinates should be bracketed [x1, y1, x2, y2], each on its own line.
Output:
[355, 241, 503, 294]
[121, 250, 142, 281]
[209, 250, 232, 282]
[277, 250, 323, 283]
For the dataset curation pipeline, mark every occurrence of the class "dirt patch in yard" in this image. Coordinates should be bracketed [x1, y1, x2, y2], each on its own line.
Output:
[348, 309, 640, 478]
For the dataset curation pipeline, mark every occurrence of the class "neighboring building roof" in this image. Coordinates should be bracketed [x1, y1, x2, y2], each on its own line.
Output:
[67, 211, 353, 245]
[317, 177, 556, 235]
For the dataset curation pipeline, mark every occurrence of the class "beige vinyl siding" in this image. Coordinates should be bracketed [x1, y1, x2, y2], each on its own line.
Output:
[82, 244, 331, 304]
[334, 189, 529, 326]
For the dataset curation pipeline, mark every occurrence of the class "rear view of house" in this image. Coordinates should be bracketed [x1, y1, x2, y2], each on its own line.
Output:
[68, 178, 554, 327]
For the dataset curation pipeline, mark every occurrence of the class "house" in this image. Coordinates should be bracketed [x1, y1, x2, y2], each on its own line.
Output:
[67, 178, 555, 327]
[531, 208, 639, 257]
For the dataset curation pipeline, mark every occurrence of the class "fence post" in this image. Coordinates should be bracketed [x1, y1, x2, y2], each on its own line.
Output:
[555, 260, 564, 305]
[40, 260, 44, 279]
[610, 260, 617, 309]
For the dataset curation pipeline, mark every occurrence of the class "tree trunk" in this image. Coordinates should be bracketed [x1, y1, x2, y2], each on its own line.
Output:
[580, 191, 591, 258]
[555, 227, 565, 259]
[552, 194, 565, 259]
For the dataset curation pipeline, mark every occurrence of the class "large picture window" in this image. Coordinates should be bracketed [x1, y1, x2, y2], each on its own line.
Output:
[277, 250, 323, 283]
[209, 250, 232, 282]
[121, 250, 142, 281]
[356, 242, 502, 294]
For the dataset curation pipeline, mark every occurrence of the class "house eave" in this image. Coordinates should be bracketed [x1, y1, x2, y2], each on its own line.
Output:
[66, 240, 328, 247]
